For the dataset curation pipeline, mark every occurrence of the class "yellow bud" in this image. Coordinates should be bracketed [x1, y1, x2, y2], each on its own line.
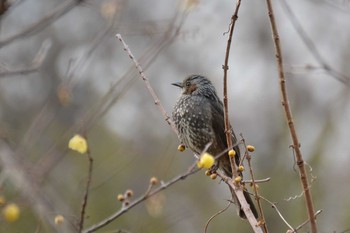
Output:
[210, 173, 217, 180]
[247, 145, 255, 152]
[228, 149, 236, 157]
[117, 194, 125, 202]
[150, 177, 158, 185]
[0, 196, 6, 206]
[68, 134, 88, 154]
[125, 189, 133, 198]
[197, 153, 215, 169]
[234, 176, 242, 183]
[54, 215, 64, 225]
[177, 144, 186, 152]
[254, 184, 259, 190]
[3, 203, 20, 222]
[205, 170, 211, 176]
[238, 165, 245, 172]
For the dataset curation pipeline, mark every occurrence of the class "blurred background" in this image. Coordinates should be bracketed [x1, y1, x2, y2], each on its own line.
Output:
[0, 0, 350, 232]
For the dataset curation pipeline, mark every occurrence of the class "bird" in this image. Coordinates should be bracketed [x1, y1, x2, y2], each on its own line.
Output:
[172, 74, 258, 219]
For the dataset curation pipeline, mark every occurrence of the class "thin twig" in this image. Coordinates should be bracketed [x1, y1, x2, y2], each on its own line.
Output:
[78, 150, 94, 233]
[0, 0, 84, 48]
[242, 177, 270, 184]
[294, 209, 322, 232]
[259, 197, 322, 233]
[0, 39, 51, 78]
[0, 141, 76, 232]
[115, 33, 177, 133]
[222, 0, 262, 230]
[222, 0, 241, 178]
[241, 136, 268, 233]
[204, 201, 232, 233]
[90, 13, 186, 128]
[279, 0, 349, 86]
[34, 13, 186, 183]
[66, 11, 120, 85]
[264, 0, 318, 232]
[258, 195, 295, 231]
[82, 164, 200, 233]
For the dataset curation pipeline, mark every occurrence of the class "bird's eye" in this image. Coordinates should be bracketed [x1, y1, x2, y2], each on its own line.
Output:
[185, 81, 191, 87]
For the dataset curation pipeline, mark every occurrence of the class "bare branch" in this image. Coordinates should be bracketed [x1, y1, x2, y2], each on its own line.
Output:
[0, 0, 84, 48]
[0, 39, 51, 78]
[264, 0, 318, 232]
[216, 171, 263, 233]
[294, 209, 323, 232]
[221, 1, 263, 231]
[222, 0, 241, 178]
[115, 33, 177, 133]
[241, 136, 268, 233]
[78, 150, 94, 232]
[0, 141, 76, 233]
[280, 0, 350, 86]
[204, 201, 232, 233]
[258, 195, 295, 231]
[82, 164, 200, 233]
[242, 177, 271, 184]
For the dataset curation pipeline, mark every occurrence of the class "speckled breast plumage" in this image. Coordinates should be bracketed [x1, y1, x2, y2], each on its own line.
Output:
[172, 94, 215, 155]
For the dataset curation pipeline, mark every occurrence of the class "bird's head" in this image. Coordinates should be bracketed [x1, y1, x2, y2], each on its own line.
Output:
[172, 75, 217, 97]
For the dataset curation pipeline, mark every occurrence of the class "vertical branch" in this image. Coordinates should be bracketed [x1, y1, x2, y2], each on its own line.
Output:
[222, 0, 241, 178]
[241, 137, 268, 233]
[264, 0, 318, 232]
[78, 151, 94, 232]
[222, 1, 262, 231]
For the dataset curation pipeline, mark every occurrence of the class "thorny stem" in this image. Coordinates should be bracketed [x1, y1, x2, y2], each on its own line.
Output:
[264, 0, 318, 232]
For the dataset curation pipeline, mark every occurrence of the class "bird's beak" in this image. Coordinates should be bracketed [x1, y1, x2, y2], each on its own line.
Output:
[171, 82, 183, 88]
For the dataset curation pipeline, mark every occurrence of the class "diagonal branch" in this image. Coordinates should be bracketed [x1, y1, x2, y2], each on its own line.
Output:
[264, 0, 318, 232]
[0, 0, 84, 48]
[279, 0, 349, 86]
[0, 39, 51, 78]
[82, 164, 200, 233]
[115, 33, 177, 133]
[216, 171, 263, 233]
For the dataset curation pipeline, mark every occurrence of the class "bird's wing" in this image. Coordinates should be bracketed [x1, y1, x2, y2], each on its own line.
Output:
[209, 99, 241, 165]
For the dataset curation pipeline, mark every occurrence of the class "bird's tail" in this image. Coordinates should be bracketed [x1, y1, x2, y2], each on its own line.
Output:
[229, 186, 259, 219]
